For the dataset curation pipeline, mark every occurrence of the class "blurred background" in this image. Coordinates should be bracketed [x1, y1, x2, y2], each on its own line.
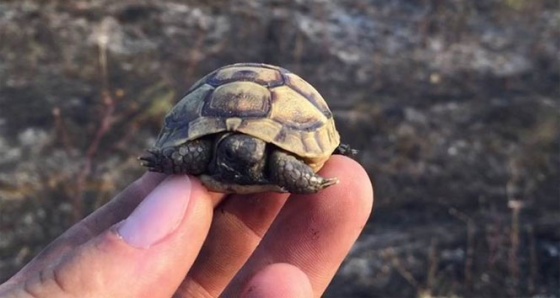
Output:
[0, 0, 558, 297]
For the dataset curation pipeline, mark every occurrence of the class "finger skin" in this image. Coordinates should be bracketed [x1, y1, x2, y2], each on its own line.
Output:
[224, 155, 374, 297]
[0, 155, 372, 298]
[175, 192, 290, 297]
[4, 172, 225, 287]
[240, 263, 313, 298]
[0, 177, 217, 298]
[2, 172, 167, 286]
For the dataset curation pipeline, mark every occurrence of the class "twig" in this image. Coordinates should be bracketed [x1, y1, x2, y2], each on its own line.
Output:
[384, 247, 420, 290]
[426, 238, 439, 296]
[506, 157, 524, 296]
[447, 205, 475, 291]
[70, 22, 115, 222]
[465, 220, 475, 291]
[508, 199, 523, 296]
[72, 93, 115, 222]
[52, 107, 73, 153]
[527, 225, 537, 295]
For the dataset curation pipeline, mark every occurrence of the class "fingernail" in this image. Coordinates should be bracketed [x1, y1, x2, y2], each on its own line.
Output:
[117, 175, 191, 248]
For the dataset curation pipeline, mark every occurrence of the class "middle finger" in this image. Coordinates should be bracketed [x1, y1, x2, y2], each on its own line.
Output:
[174, 191, 290, 297]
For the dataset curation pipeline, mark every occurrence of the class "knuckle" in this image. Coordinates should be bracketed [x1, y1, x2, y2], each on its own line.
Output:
[52, 267, 72, 296]
[19, 267, 73, 298]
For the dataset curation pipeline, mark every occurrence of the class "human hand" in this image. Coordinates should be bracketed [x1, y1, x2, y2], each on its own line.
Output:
[0, 155, 373, 297]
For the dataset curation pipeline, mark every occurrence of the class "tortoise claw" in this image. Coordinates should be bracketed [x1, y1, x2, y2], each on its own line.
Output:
[320, 177, 339, 188]
[138, 149, 161, 171]
[146, 148, 159, 154]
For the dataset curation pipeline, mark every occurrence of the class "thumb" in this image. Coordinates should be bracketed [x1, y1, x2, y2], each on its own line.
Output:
[11, 176, 214, 298]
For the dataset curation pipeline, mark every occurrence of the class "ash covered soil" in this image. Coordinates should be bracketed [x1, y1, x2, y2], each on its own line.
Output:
[0, 1, 559, 297]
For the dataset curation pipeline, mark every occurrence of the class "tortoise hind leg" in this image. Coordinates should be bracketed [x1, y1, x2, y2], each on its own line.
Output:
[334, 143, 358, 158]
[139, 138, 212, 174]
[268, 150, 338, 194]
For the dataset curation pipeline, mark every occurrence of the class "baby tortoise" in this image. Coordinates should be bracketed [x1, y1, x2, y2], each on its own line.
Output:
[140, 63, 356, 194]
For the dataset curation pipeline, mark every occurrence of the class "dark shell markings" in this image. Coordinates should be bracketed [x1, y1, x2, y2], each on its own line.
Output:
[140, 63, 354, 194]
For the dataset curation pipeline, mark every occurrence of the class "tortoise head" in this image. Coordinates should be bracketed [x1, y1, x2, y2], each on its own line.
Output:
[213, 133, 267, 184]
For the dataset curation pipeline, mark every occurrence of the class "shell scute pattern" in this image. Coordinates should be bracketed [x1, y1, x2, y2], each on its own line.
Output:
[156, 63, 340, 169]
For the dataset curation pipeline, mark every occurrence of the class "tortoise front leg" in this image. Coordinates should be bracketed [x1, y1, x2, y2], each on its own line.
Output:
[139, 138, 212, 175]
[268, 150, 338, 194]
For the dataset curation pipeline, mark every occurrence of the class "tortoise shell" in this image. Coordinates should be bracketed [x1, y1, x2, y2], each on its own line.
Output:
[154, 63, 340, 171]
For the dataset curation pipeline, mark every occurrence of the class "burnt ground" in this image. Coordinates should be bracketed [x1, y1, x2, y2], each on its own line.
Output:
[0, 1, 559, 297]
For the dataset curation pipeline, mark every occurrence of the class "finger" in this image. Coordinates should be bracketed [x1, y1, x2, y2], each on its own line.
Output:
[0, 176, 216, 298]
[8, 172, 226, 284]
[240, 263, 313, 298]
[81, 173, 223, 236]
[175, 191, 290, 297]
[224, 155, 374, 297]
[4, 172, 166, 284]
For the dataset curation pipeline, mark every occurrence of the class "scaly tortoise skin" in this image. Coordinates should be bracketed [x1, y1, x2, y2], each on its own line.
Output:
[139, 63, 355, 194]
